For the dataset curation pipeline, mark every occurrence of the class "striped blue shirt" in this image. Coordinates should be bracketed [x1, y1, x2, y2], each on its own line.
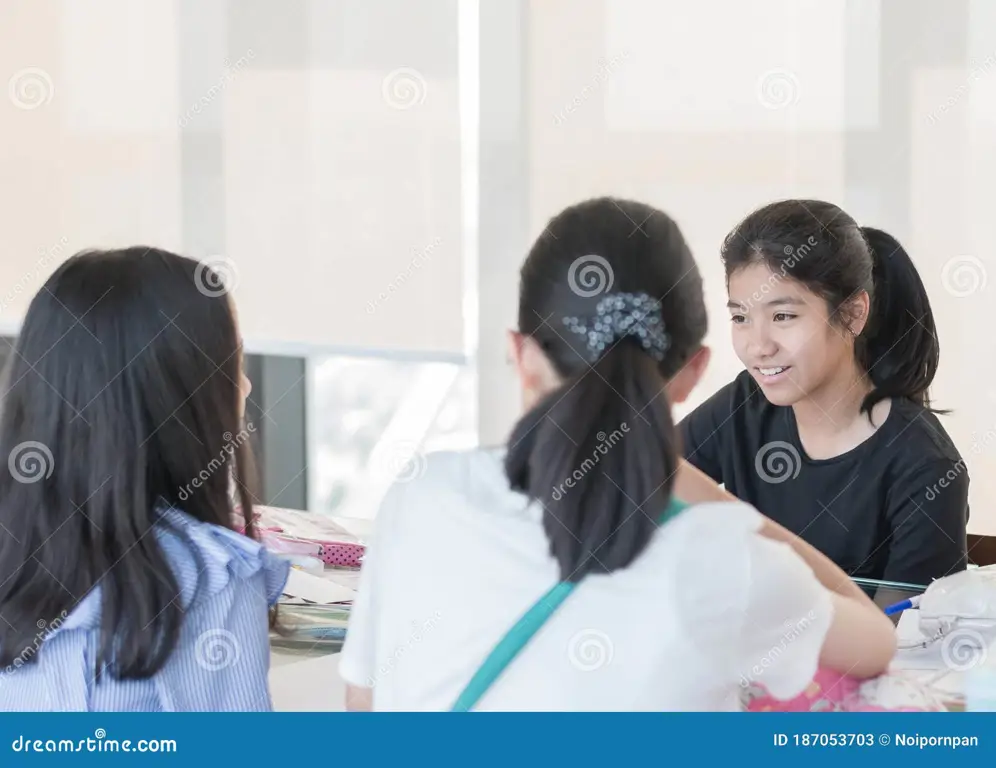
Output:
[0, 508, 289, 711]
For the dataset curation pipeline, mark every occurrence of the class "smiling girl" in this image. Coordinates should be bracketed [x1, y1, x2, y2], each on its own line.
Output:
[679, 199, 968, 586]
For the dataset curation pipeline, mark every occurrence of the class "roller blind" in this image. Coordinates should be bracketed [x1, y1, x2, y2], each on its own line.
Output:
[0, 0, 465, 356]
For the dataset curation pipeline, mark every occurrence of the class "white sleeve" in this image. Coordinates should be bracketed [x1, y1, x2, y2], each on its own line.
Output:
[337, 486, 401, 689]
[734, 533, 834, 699]
[336, 546, 378, 688]
[676, 503, 834, 702]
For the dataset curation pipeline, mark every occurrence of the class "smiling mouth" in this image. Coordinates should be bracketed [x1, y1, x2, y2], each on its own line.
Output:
[756, 366, 791, 378]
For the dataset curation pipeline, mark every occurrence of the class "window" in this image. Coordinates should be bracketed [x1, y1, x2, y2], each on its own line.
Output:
[308, 355, 477, 518]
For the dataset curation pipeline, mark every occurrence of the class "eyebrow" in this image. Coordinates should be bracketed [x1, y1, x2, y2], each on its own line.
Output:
[726, 297, 807, 309]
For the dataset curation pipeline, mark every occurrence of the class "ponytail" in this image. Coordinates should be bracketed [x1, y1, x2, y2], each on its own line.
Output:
[857, 227, 941, 414]
[504, 342, 678, 582]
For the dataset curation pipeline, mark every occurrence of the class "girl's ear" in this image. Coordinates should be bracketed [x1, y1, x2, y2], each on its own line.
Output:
[842, 290, 871, 337]
[507, 329, 561, 404]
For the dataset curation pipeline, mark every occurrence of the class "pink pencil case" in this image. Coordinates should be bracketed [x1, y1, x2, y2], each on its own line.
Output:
[235, 505, 367, 568]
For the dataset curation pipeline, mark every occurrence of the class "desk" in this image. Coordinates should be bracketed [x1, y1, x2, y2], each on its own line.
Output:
[270, 651, 346, 712]
[891, 610, 972, 711]
[265, 626, 967, 713]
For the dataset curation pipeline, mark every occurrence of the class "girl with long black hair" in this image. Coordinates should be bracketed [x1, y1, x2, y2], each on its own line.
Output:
[0, 248, 287, 711]
[680, 200, 968, 587]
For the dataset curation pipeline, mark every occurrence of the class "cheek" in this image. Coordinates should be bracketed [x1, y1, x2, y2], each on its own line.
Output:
[787, 324, 839, 371]
[730, 328, 750, 362]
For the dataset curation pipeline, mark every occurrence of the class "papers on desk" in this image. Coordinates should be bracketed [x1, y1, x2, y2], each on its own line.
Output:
[282, 567, 356, 605]
[892, 610, 972, 708]
[274, 569, 355, 655]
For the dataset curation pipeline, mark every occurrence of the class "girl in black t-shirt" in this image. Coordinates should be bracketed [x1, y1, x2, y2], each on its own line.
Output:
[679, 199, 968, 586]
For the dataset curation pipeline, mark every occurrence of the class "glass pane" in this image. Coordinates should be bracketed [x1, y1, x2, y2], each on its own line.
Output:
[309, 356, 477, 518]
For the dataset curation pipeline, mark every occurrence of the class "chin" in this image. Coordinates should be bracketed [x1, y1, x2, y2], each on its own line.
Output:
[751, 376, 804, 407]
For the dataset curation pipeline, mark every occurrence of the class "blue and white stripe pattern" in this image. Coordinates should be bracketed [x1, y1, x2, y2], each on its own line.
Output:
[0, 507, 289, 711]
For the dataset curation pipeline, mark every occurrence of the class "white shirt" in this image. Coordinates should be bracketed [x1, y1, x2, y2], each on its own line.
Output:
[339, 448, 834, 711]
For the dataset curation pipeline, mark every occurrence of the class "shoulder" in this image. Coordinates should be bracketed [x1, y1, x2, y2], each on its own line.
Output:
[376, 446, 530, 527]
[646, 499, 766, 574]
[53, 507, 289, 635]
[155, 507, 290, 610]
[682, 371, 779, 429]
[877, 400, 967, 478]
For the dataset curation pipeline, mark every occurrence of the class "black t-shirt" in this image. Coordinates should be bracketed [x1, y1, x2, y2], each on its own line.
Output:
[679, 371, 969, 585]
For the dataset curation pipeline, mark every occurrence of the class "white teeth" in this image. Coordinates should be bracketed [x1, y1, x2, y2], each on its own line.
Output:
[759, 367, 786, 376]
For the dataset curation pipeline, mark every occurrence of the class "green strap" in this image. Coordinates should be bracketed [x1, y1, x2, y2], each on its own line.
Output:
[451, 497, 689, 712]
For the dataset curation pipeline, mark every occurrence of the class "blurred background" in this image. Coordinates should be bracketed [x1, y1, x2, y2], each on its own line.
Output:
[2, 0, 995, 532]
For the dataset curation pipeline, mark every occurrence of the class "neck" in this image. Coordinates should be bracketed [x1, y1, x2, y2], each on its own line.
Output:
[791, 358, 873, 434]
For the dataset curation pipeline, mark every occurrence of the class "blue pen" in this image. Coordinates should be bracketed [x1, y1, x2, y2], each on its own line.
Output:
[884, 595, 922, 616]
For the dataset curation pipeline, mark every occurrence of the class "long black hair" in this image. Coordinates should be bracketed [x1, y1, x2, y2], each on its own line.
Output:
[0, 247, 259, 679]
[721, 199, 940, 414]
[506, 197, 708, 582]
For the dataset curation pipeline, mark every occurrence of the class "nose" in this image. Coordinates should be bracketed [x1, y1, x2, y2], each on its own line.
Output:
[746, 322, 778, 360]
